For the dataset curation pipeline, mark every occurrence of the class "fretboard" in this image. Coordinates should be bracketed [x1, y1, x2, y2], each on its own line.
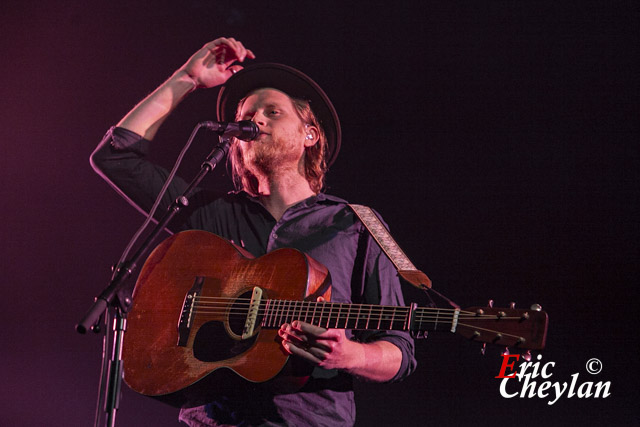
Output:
[259, 300, 456, 333]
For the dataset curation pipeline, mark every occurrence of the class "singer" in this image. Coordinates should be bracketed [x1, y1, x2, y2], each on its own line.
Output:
[90, 37, 416, 426]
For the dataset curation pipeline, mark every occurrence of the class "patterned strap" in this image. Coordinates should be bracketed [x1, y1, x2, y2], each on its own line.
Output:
[349, 204, 431, 289]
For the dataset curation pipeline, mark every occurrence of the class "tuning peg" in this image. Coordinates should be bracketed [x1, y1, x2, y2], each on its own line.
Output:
[509, 301, 516, 309]
[530, 304, 542, 311]
[522, 350, 532, 362]
[488, 299, 494, 308]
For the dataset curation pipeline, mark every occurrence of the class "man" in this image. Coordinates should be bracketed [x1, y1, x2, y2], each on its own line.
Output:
[91, 37, 416, 426]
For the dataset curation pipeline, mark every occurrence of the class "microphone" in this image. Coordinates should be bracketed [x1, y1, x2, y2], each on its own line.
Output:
[199, 120, 259, 141]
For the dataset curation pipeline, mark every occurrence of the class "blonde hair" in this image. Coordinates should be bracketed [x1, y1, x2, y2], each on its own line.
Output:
[229, 92, 328, 196]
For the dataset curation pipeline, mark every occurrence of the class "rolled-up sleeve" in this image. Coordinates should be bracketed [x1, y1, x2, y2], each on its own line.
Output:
[355, 234, 417, 383]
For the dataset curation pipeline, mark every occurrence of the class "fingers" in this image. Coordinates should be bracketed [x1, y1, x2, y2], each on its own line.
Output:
[285, 339, 324, 365]
[279, 322, 329, 347]
[204, 37, 254, 64]
[294, 320, 328, 337]
[279, 324, 330, 364]
[226, 64, 243, 76]
[278, 321, 335, 357]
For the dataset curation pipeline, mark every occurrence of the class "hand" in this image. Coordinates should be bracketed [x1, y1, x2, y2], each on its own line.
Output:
[179, 37, 255, 88]
[278, 320, 365, 372]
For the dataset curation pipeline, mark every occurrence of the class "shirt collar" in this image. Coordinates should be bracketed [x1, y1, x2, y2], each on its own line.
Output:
[234, 190, 348, 209]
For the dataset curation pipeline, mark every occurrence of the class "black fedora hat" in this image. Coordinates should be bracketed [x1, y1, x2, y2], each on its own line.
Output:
[216, 63, 341, 167]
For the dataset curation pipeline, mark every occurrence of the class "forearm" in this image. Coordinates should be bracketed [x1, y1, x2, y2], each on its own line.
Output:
[280, 321, 405, 383]
[90, 127, 189, 217]
[117, 70, 196, 140]
[343, 340, 403, 383]
[115, 38, 254, 140]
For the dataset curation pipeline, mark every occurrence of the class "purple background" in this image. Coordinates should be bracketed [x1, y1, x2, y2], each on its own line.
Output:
[1, 1, 637, 425]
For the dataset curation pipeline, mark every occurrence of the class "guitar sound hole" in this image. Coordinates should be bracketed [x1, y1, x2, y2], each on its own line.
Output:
[227, 290, 254, 337]
[192, 290, 261, 362]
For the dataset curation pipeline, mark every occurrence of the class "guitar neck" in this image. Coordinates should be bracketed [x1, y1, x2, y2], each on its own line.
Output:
[260, 299, 457, 333]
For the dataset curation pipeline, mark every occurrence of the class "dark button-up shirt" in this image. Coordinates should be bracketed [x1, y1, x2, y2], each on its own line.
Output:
[91, 127, 416, 426]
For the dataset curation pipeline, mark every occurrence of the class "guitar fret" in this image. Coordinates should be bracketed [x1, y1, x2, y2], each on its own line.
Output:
[344, 304, 351, 329]
[259, 300, 414, 331]
[269, 300, 280, 327]
[365, 305, 371, 329]
[350, 304, 355, 329]
[300, 300, 305, 323]
[414, 307, 441, 332]
[389, 307, 396, 330]
[325, 301, 330, 327]
[402, 307, 410, 330]
[323, 301, 328, 326]
[285, 300, 292, 324]
[278, 300, 284, 325]
[282, 300, 288, 326]
[322, 301, 327, 325]
[262, 299, 270, 327]
[319, 301, 325, 327]
[278, 299, 285, 327]
[310, 301, 317, 325]
[404, 305, 410, 331]
[294, 300, 300, 324]
[274, 300, 279, 327]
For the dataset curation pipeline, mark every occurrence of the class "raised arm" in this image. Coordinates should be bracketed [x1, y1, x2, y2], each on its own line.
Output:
[117, 37, 255, 140]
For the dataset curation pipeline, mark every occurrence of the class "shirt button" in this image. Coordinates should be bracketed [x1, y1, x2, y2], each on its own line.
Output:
[271, 232, 278, 239]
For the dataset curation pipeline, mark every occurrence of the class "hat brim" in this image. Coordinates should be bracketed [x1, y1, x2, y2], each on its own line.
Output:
[216, 63, 341, 167]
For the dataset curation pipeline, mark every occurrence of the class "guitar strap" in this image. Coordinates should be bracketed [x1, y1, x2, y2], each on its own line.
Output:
[348, 204, 432, 290]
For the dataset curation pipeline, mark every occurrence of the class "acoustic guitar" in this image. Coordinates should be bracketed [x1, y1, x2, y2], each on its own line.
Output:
[121, 230, 548, 406]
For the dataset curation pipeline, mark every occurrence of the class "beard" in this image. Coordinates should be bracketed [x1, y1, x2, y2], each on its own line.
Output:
[241, 132, 302, 177]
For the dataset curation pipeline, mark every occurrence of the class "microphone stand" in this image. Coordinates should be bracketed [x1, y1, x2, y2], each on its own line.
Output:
[76, 134, 231, 427]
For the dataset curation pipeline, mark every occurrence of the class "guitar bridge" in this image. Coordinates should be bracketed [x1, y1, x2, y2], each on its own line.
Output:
[177, 277, 204, 347]
[242, 286, 263, 339]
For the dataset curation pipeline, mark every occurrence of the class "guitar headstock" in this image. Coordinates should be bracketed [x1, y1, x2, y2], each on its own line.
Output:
[456, 304, 548, 351]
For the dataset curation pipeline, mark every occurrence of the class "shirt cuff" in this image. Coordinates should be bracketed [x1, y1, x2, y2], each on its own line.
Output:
[110, 126, 150, 156]
[359, 331, 417, 383]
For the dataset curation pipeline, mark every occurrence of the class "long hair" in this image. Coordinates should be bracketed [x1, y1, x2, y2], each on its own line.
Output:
[228, 92, 328, 196]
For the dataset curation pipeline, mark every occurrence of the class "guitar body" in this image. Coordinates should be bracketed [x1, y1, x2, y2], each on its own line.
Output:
[121, 231, 549, 407]
[122, 230, 331, 405]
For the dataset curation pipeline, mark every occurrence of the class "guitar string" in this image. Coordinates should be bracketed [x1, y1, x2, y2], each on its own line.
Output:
[455, 323, 527, 340]
[189, 305, 457, 318]
[183, 297, 528, 325]
[179, 305, 530, 338]
[190, 296, 463, 313]
[177, 297, 529, 337]
[190, 305, 520, 320]
[186, 305, 525, 322]
[188, 300, 519, 319]
[186, 311, 526, 324]
[193, 300, 521, 320]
